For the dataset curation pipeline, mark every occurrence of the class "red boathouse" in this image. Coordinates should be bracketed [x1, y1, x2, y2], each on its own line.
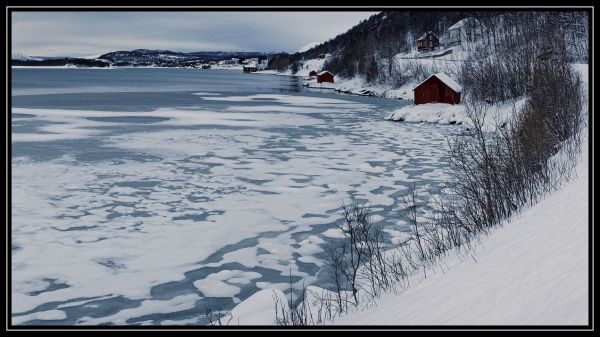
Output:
[413, 73, 462, 105]
[317, 71, 334, 83]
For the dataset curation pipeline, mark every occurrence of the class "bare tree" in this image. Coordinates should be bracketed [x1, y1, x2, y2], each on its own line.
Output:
[400, 183, 426, 260]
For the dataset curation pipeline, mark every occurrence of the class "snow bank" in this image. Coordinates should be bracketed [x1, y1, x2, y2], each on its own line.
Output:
[226, 289, 288, 325]
[333, 137, 589, 325]
[388, 99, 525, 129]
[304, 76, 415, 100]
[388, 103, 466, 125]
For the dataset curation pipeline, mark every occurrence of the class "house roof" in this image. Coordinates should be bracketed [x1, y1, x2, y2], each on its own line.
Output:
[448, 17, 480, 31]
[317, 71, 333, 76]
[413, 73, 463, 93]
[417, 31, 438, 41]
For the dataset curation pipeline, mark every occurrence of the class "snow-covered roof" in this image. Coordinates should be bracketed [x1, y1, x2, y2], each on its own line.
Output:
[413, 73, 462, 93]
[317, 71, 333, 76]
[417, 31, 437, 41]
[448, 17, 480, 31]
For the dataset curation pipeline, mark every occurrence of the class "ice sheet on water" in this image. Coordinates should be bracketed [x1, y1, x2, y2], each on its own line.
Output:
[199, 93, 367, 106]
[13, 310, 67, 325]
[12, 107, 322, 142]
[12, 94, 452, 324]
[77, 294, 200, 325]
[193, 270, 261, 297]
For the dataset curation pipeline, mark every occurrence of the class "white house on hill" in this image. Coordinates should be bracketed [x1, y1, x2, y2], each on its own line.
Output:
[447, 17, 485, 46]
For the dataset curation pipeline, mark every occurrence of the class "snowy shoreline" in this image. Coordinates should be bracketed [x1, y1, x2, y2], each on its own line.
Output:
[302, 77, 416, 101]
[11, 65, 521, 131]
[11, 65, 245, 70]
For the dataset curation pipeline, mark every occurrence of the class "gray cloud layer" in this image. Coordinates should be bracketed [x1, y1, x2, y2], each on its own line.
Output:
[12, 11, 378, 57]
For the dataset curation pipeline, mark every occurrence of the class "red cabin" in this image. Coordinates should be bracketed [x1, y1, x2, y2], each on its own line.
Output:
[309, 70, 318, 77]
[416, 31, 440, 52]
[317, 71, 334, 83]
[413, 73, 462, 105]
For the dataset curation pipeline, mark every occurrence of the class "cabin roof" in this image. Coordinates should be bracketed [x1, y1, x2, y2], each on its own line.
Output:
[448, 17, 480, 31]
[417, 31, 438, 41]
[413, 73, 463, 93]
[317, 71, 333, 76]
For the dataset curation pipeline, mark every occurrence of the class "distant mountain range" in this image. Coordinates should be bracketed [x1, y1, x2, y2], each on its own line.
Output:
[11, 49, 272, 68]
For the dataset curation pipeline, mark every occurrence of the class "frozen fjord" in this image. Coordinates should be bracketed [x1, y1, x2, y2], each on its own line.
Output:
[11, 68, 453, 325]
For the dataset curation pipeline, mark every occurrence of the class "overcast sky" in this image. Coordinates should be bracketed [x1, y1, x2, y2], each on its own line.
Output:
[12, 11, 379, 57]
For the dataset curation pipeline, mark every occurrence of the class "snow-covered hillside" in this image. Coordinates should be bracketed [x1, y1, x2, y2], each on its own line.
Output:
[268, 40, 473, 101]
[12, 52, 39, 61]
[335, 138, 589, 325]
[286, 46, 467, 100]
[296, 41, 322, 53]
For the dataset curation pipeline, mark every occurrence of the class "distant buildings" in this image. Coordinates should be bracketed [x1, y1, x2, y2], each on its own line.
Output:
[415, 17, 485, 52]
[417, 31, 440, 52]
[242, 58, 259, 65]
[243, 65, 258, 73]
[308, 70, 318, 77]
[241, 57, 269, 73]
[218, 58, 239, 66]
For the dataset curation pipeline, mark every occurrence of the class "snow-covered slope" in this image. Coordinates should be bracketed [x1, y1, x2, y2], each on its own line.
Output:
[335, 139, 589, 325]
[12, 52, 39, 61]
[296, 41, 322, 53]
[297, 48, 466, 100]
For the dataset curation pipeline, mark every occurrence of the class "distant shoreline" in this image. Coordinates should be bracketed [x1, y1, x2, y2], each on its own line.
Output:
[11, 66, 244, 70]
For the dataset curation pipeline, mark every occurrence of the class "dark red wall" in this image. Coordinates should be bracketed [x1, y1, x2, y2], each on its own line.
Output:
[414, 76, 460, 105]
[317, 72, 334, 83]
